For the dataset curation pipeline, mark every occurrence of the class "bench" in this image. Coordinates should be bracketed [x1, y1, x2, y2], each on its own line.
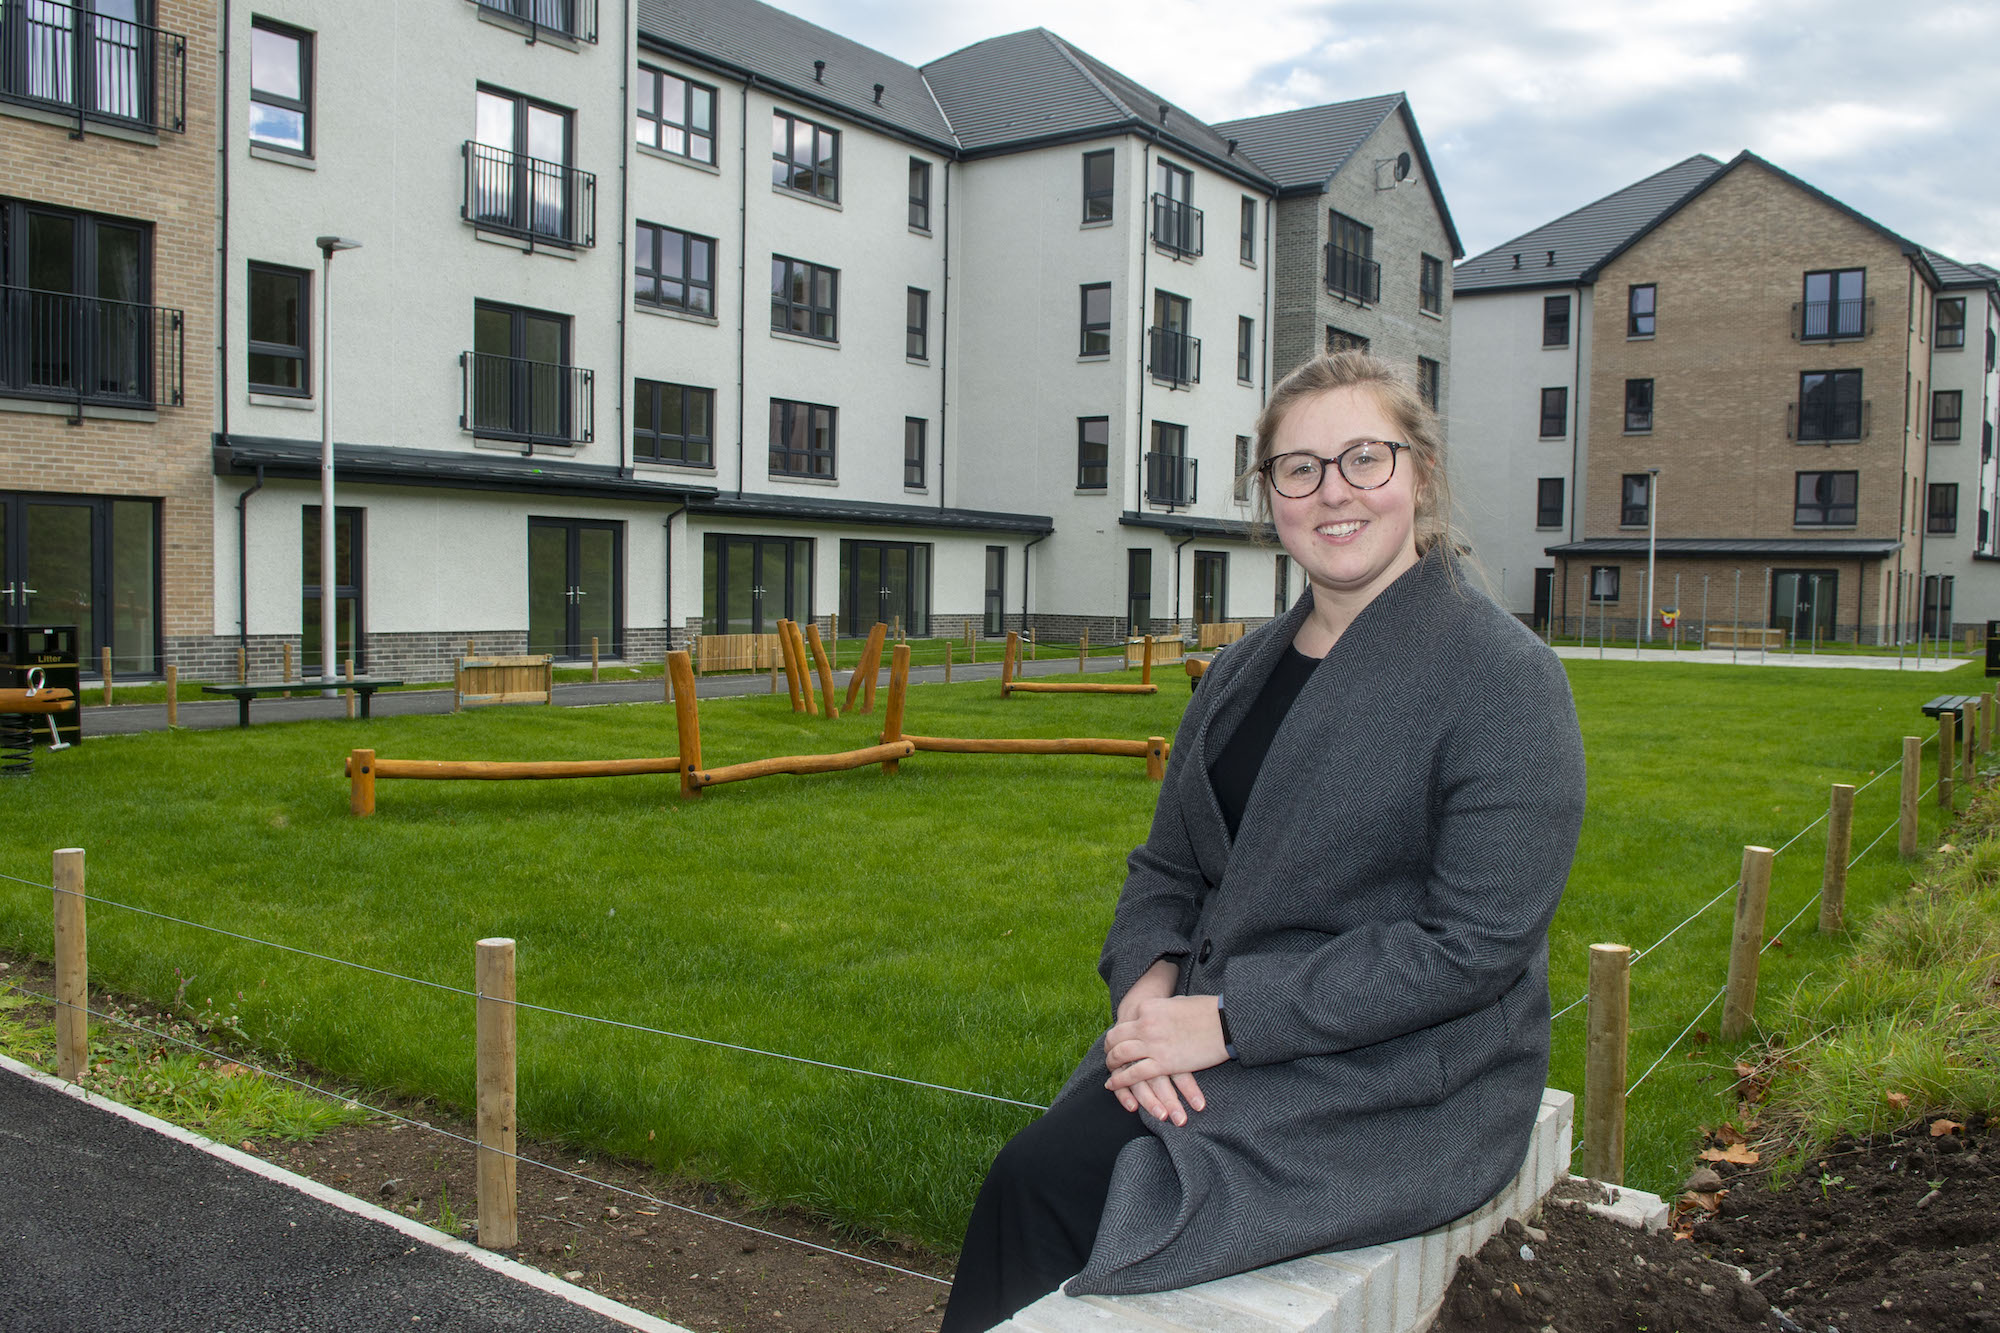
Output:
[1701, 626, 1786, 650]
[1922, 694, 1981, 719]
[200, 677, 402, 727]
[997, 1090, 1587, 1333]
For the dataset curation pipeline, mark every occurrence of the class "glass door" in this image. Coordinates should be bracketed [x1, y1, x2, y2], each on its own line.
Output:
[1126, 548, 1151, 636]
[1771, 569, 1837, 645]
[302, 507, 362, 674]
[839, 540, 929, 637]
[0, 492, 157, 675]
[527, 519, 621, 658]
[702, 535, 811, 635]
[1193, 551, 1227, 625]
[983, 546, 1005, 636]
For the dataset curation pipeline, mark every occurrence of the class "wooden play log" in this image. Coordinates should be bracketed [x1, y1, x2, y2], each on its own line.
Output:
[668, 650, 700, 798]
[165, 664, 178, 727]
[805, 624, 840, 719]
[1583, 942, 1632, 1184]
[1987, 694, 1996, 753]
[236, 645, 247, 684]
[694, 740, 914, 787]
[1900, 735, 1920, 856]
[1940, 711, 1956, 810]
[1146, 736, 1167, 781]
[881, 643, 911, 773]
[53, 848, 86, 1083]
[787, 620, 819, 715]
[777, 620, 806, 713]
[350, 748, 376, 815]
[1820, 783, 1854, 933]
[1722, 845, 1775, 1042]
[1000, 630, 1021, 696]
[1141, 636, 1153, 686]
[843, 623, 887, 713]
[475, 936, 518, 1250]
[355, 756, 682, 781]
[905, 735, 1153, 757]
[282, 642, 293, 691]
[1186, 658, 1208, 682]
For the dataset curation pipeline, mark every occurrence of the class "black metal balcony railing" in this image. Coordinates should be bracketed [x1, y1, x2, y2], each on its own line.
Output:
[469, 0, 599, 43]
[0, 0, 186, 133]
[0, 285, 183, 409]
[1324, 243, 1381, 304]
[460, 351, 594, 448]
[1793, 296, 1873, 341]
[1147, 325, 1201, 387]
[463, 141, 597, 248]
[1788, 398, 1870, 443]
[1144, 451, 1198, 508]
[1150, 194, 1203, 259]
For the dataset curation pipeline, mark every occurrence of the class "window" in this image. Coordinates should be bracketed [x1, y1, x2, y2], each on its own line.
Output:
[250, 19, 312, 155]
[632, 380, 713, 466]
[1327, 211, 1378, 302]
[246, 262, 309, 396]
[1240, 197, 1256, 263]
[1936, 297, 1966, 349]
[1234, 434, 1251, 502]
[1127, 549, 1151, 635]
[1624, 378, 1653, 432]
[471, 87, 582, 245]
[906, 288, 928, 360]
[635, 66, 715, 164]
[984, 547, 1006, 636]
[904, 417, 926, 488]
[769, 398, 835, 478]
[1796, 370, 1863, 442]
[0, 202, 164, 407]
[1989, 326, 1996, 372]
[1273, 554, 1290, 615]
[1539, 387, 1567, 438]
[772, 110, 838, 201]
[1152, 159, 1199, 256]
[301, 505, 360, 673]
[1326, 326, 1368, 355]
[771, 256, 837, 341]
[1236, 316, 1254, 382]
[1150, 290, 1196, 385]
[1076, 417, 1108, 489]
[1794, 471, 1858, 526]
[1417, 357, 1440, 410]
[635, 223, 714, 315]
[1800, 268, 1865, 340]
[1627, 283, 1655, 337]
[1082, 149, 1114, 222]
[1929, 483, 1958, 534]
[909, 158, 932, 231]
[1420, 254, 1443, 314]
[1542, 294, 1570, 347]
[1933, 390, 1962, 442]
[1620, 473, 1651, 527]
[468, 301, 583, 446]
[1080, 283, 1111, 356]
[1590, 565, 1620, 603]
[1147, 421, 1192, 505]
[1536, 478, 1564, 528]
[3, 0, 174, 130]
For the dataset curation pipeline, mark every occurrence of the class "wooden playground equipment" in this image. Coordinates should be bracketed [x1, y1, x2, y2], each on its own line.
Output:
[1, 675, 78, 775]
[1003, 630, 1157, 697]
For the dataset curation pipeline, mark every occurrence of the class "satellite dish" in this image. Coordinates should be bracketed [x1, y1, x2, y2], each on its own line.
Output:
[1394, 152, 1412, 182]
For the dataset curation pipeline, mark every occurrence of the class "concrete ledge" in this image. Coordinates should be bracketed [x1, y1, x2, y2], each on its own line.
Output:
[995, 1089, 1575, 1333]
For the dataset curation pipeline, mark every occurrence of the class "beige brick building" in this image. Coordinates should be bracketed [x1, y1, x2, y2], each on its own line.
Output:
[0, 0, 215, 678]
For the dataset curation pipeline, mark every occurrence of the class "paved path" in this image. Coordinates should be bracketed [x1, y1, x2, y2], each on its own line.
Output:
[0, 1055, 680, 1332]
[1551, 645, 1977, 671]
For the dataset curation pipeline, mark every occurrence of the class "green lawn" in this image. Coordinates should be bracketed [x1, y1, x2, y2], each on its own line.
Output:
[0, 658, 1981, 1250]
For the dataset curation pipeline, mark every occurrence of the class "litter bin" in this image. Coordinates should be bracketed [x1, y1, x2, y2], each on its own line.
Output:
[1, 625, 82, 745]
[1987, 621, 2000, 679]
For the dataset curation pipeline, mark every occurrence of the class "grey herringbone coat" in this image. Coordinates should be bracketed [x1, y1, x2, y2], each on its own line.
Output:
[1056, 549, 1586, 1295]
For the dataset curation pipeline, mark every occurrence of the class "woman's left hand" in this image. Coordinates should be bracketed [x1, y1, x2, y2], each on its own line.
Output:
[1104, 995, 1229, 1095]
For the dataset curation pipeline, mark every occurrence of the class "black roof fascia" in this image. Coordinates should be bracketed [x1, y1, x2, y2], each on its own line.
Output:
[1119, 511, 1262, 541]
[953, 122, 1275, 193]
[1543, 537, 1902, 558]
[691, 492, 1052, 535]
[1453, 277, 1588, 298]
[215, 436, 718, 504]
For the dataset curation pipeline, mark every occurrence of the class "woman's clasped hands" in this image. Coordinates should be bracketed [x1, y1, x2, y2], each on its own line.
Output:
[1102, 958, 1230, 1127]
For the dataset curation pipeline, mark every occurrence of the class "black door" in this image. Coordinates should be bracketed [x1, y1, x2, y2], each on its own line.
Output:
[1771, 569, 1837, 644]
[1126, 548, 1152, 636]
[839, 540, 930, 637]
[0, 491, 157, 675]
[1532, 567, 1554, 631]
[528, 518, 620, 659]
[983, 546, 1005, 636]
[702, 534, 809, 635]
[1193, 551, 1226, 625]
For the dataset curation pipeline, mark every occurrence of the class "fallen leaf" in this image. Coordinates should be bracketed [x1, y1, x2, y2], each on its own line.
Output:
[1734, 1063, 1757, 1080]
[1885, 1092, 1910, 1111]
[1701, 1144, 1760, 1165]
[1717, 1123, 1748, 1145]
[1680, 1190, 1723, 1212]
[1931, 1119, 1964, 1137]
[1691, 1030, 1711, 1046]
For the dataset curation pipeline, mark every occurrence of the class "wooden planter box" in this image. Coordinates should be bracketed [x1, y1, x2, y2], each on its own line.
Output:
[453, 655, 553, 710]
[1197, 621, 1245, 650]
[1124, 636, 1186, 668]
[696, 633, 782, 674]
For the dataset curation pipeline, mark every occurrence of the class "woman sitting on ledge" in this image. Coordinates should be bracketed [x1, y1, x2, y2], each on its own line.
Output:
[942, 351, 1588, 1331]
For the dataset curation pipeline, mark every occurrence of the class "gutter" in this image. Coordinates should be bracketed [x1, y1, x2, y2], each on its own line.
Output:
[1020, 530, 1048, 630]
[616, 8, 630, 477]
[236, 462, 262, 651]
[734, 77, 748, 498]
[938, 157, 949, 511]
[1172, 533, 1195, 626]
[1135, 145, 1151, 511]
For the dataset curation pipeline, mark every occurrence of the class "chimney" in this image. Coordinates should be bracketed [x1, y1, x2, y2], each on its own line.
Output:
[813, 60, 825, 83]
[873, 83, 884, 104]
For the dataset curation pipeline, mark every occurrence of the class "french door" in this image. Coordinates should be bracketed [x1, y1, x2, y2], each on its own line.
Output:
[1193, 551, 1227, 625]
[702, 534, 810, 635]
[0, 491, 157, 674]
[839, 540, 929, 638]
[1771, 569, 1837, 644]
[528, 518, 619, 659]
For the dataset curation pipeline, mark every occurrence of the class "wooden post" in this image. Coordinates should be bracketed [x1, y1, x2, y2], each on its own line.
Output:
[665, 647, 675, 703]
[52, 848, 86, 1083]
[466, 638, 475, 657]
[843, 623, 885, 713]
[769, 652, 779, 695]
[893, 614, 901, 642]
[1029, 627, 1037, 661]
[1820, 783, 1855, 933]
[101, 646, 112, 705]
[1582, 942, 1632, 1184]
[590, 637, 600, 683]
[1145, 736, 1167, 781]
[1141, 636, 1154, 686]
[1001, 630, 1019, 696]
[806, 624, 840, 720]
[945, 640, 953, 684]
[830, 613, 838, 660]
[350, 748, 376, 816]
[283, 641, 293, 684]
[668, 650, 700, 798]
[164, 664, 178, 728]
[344, 657, 356, 719]
[968, 620, 976, 664]
[237, 645, 247, 685]
[1986, 694, 1996, 753]
[777, 621, 805, 714]
[1940, 711, 1956, 810]
[791, 621, 819, 715]
[1721, 845, 1775, 1042]
[1079, 629, 1088, 675]
[1900, 735, 1921, 856]
[881, 643, 910, 774]
[475, 937, 518, 1250]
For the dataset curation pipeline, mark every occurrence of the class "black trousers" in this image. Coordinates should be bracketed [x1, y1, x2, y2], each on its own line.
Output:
[939, 1085, 1151, 1333]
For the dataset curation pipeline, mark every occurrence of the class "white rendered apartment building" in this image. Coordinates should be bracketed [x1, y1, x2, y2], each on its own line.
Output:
[1920, 254, 2000, 632]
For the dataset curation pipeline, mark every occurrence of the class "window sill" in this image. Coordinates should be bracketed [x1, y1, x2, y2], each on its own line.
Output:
[635, 301, 720, 327]
[248, 392, 314, 410]
[1076, 486, 1108, 495]
[0, 396, 157, 423]
[249, 142, 315, 169]
[1080, 218, 1114, 230]
[472, 227, 580, 260]
[904, 485, 928, 495]
[637, 143, 720, 175]
[473, 436, 579, 458]
[634, 459, 717, 474]
[1796, 524, 1860, 532]
[770, 329, 839, 350]
[1935, 343, 1965, 353]
[1535, 524, 1563, 531]
[1627, 333, 1655, 341]
[1241, 258, 1257, 270]
[0, 99, 160, 145]
[772, 183, 842, 211]
[1237, 376, 1254, 387]
[1151, 376, 1197, 391]
[907, 355, 930, 367]
[909, 225, 933, 239]
[472, 4, 584, 49]
[1079, 352, 1110, 363]
[1931, 437, 1962, 446]
[1538, 434, 1566, 442]
[1152, 243, 1201, 264]
[766, 472, 839, 486]
[1623, 427, 1653, 436]
[1420, 307, 1444, 321]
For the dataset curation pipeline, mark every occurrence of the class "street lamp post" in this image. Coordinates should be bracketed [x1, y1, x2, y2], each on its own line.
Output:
[315, 235, 361, 696]
[1643, 466, 1661, 646]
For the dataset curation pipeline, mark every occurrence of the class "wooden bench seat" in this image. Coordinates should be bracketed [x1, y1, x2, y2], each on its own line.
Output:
[201, 678, 402, 727]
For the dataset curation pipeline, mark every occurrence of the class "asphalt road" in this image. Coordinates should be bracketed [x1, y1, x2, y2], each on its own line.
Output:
[0, 1063, 667, 1332]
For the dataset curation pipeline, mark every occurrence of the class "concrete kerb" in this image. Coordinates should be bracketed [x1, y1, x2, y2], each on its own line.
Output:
[0, 1050, 690, 1333]
[1550, 647, 1975, 672]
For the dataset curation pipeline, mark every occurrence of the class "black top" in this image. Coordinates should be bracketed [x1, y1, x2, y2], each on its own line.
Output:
[1207, 644, 1320, 838]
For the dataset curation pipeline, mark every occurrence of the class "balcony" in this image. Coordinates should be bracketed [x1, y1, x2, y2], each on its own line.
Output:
[0, 286, 183, 410]
[1792, 296, 1873, 342]
[1147, 326, 1201, 388]
[0, 0, 186, 134]
[1324, 244, 1381, 304]
[1788, 398, 1870, 444]
[462, 141, 597, 249]
[1150, 194, 1203, 259]
[1144, 451, 1198, 508]
[460, 351, 594, 450]
[467, 0, 598, 43]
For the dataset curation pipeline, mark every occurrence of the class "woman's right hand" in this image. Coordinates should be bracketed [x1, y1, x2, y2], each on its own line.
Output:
[1107, 958, 1204, 1124]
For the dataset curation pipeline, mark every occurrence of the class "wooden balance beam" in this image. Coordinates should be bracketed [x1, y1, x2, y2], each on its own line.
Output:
[692, 741, 913, 788]
[346, 749, 683, 815]
[1000, 630, 1157, 696]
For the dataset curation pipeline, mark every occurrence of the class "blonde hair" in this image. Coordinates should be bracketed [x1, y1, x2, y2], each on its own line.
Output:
[1245, 350, 1456, 557]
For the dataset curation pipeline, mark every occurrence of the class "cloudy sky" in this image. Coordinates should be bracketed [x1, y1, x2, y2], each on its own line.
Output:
[773, 0, 1997, 266]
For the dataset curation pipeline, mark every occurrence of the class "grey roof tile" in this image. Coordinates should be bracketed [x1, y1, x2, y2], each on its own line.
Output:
[1211, 94, 1404, 191]
[1925, 248, 2000, 290]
